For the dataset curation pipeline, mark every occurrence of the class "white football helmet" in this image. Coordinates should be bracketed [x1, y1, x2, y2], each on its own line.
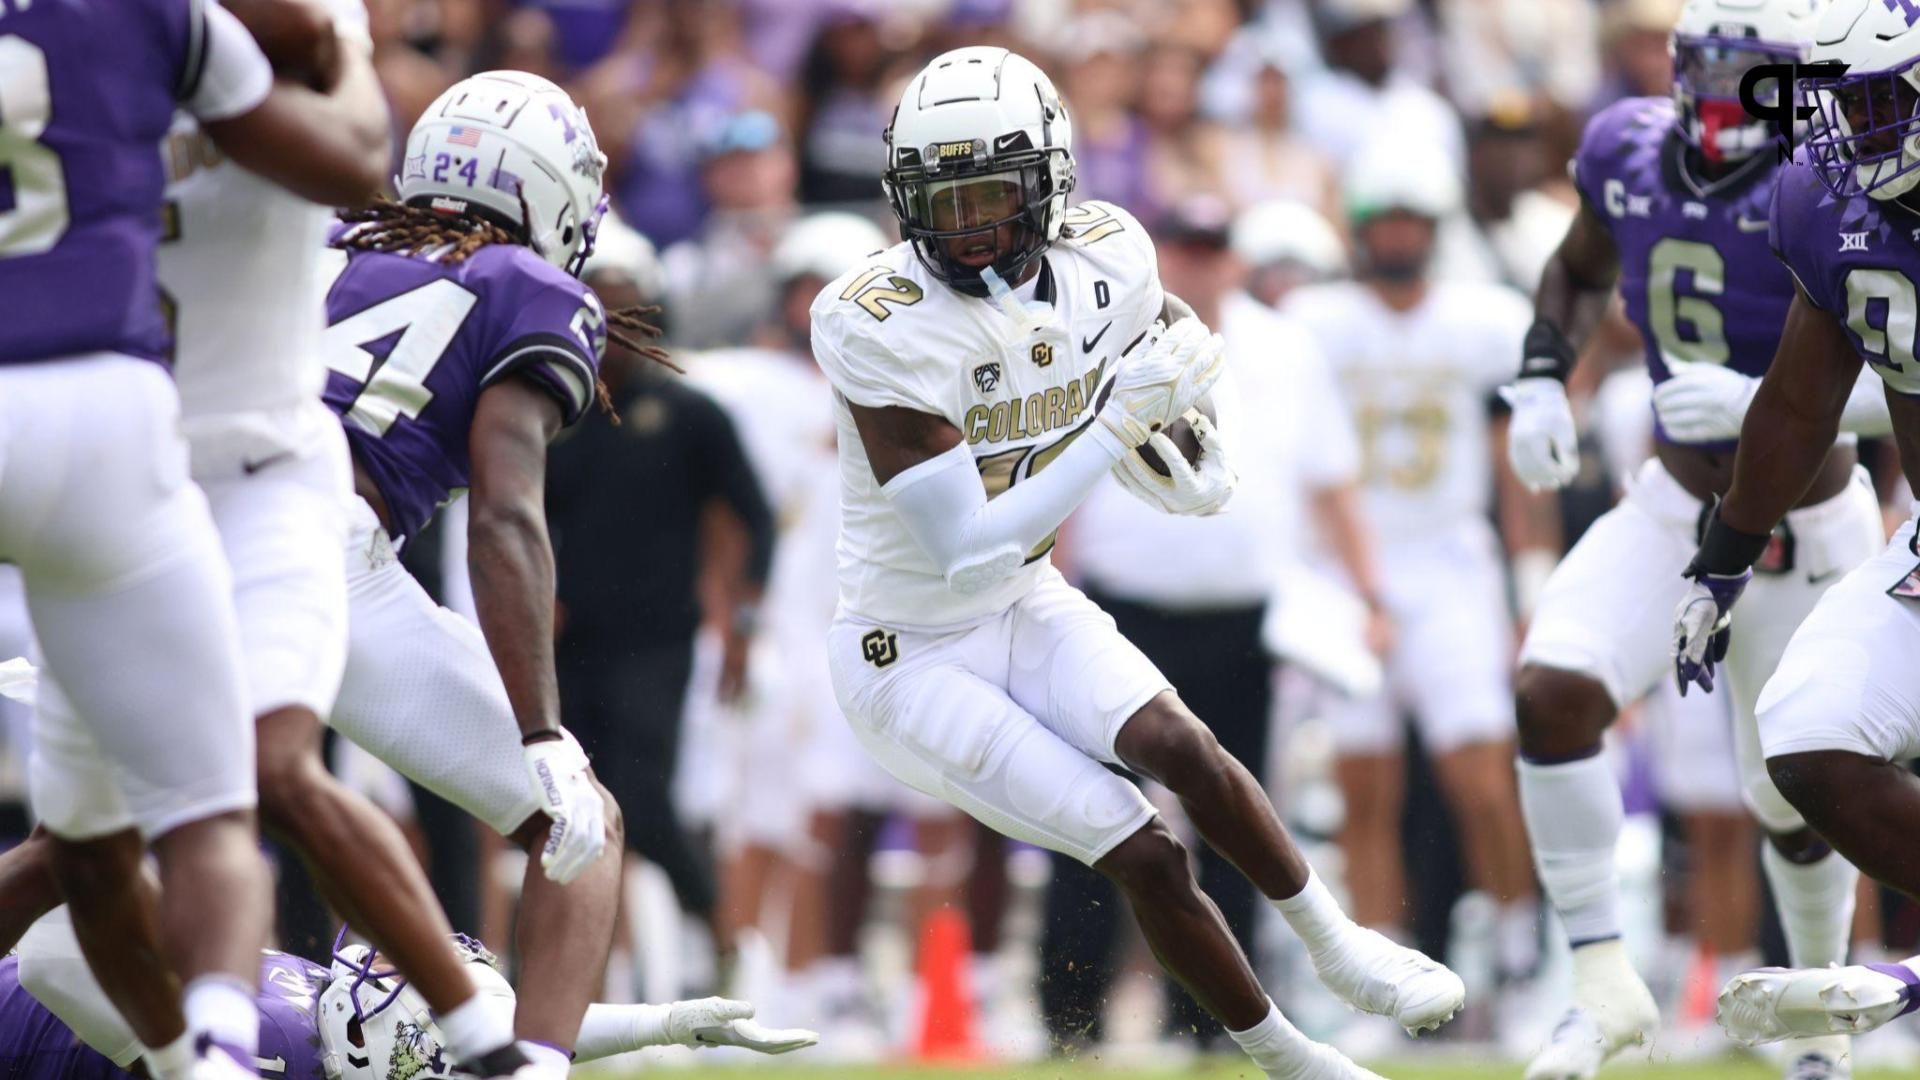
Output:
[1671, 0, 1821, 164]
[318, 935, 516, 1080]
[1229, 200, 1349, 280]
[771, 211, 890, 285]
[582, 210, 664, 300]
[398, 70, 608, 276]
[1805, 0, 1920, 200]
[882, 46, 1075, 297]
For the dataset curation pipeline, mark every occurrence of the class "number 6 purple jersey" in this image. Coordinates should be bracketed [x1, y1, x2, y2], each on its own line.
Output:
[1571, 96, 1796, 444]
[319, 223, 608, 541]
[0, 0, 257, 366]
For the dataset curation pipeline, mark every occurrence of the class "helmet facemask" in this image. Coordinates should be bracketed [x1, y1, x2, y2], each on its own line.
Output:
[1806, 61, 1920, 201]
[1672, 33, 1803, 164]
[884, 142, 1069, 298]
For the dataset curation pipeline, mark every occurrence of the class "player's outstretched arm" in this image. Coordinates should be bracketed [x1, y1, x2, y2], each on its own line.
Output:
[1503, 201, 1621, 491]
[469, 378, 606, 882]
[1673, 289, 1864, 694]
[202, 10, 390, 208]
[572, 999, 818, 1060]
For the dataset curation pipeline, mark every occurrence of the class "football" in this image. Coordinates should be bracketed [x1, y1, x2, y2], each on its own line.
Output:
[1134, 400, 1213, 477]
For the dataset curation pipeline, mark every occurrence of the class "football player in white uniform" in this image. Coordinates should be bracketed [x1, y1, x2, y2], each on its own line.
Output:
[811, 46, 1464, 1079]
[1282, 145, 1546, 1035]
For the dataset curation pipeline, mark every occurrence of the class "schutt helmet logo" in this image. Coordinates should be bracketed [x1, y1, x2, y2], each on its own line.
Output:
[973, 363, 1002, 394]
[861, 629, 900, 668]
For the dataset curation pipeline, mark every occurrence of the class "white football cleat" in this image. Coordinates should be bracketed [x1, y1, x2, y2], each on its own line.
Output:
[1718, 965, 1916, 1045]
[1523, 942, 1660, 1080]
[1273, 1037, 1391, 1080]
[1309, 924, 1467, 1035]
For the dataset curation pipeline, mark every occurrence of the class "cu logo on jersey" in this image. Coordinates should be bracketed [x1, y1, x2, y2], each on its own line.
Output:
[1031, 342, 1054, 368]
[974, 362, 1002, 394]
[861, 629, 900, 669]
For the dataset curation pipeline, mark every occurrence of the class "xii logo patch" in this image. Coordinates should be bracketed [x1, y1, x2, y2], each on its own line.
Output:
[973, 362, 1002, 394]
[1841, 231, 1871, 253]
[1030, 342, 1054, 368]
[861, 629, 900, 668]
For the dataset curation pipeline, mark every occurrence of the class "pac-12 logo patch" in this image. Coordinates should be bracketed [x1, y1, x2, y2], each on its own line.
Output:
[973, 363, 1002, 394]
[861, 629, 900, 668]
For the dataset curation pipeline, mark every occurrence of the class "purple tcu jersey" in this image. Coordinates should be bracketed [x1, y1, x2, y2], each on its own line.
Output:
[321, 225, 607, 540]
[0, 951, 329, 1080]
[0, 0, 211, 365]
[1574, 97, 1795, 442]
[1771, 150, 1920, 399]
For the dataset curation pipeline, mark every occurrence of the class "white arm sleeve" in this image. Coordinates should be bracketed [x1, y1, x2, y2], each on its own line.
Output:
[16, 909, 143, 1069]
[1842, 365, 1894, 437]
[184, 1, 274, 122]
[884, 424, 1130, 594]
[575, 1003, 671, 1060]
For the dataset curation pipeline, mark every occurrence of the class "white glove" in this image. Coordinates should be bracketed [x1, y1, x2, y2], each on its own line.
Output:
[667, 998, 819, 1055]
[0, 658, 36, 706]
[1113, 412, 1237, 516]
[1499, 377, 1580, 492]
[521, 731, 606, 884]
[1097, 318, 1227, 448]
[1652, 361, 1758, 443]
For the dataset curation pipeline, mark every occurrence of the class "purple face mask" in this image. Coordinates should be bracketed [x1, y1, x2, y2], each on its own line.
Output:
[1805, 61, 1920, 198]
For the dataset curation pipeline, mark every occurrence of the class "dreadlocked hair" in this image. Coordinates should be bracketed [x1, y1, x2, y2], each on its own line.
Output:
[333, 197, 522, 266]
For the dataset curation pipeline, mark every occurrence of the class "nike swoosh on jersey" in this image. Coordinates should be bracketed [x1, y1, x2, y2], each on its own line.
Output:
[1737, 217, 1769, 233]
[242, 451, 296, 475]
[1081, 322, 1112, 352]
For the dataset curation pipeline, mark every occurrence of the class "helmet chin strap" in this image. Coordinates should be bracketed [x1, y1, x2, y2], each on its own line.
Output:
[979, 265, 1055, 336]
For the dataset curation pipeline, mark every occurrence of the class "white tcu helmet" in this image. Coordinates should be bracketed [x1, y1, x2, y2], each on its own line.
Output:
[1229, 200, 1348, 280]
[771, 211, 890, 285]
[399, 70, 608, 276]
[318, 935, 515, 1080]
[1804, 0, 1920, 200]
[1670, 0, 1821, 164]
[882, 46, 1075, 297]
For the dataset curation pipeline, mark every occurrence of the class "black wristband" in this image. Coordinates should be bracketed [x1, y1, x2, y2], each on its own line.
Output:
[1519, 318, 1577, 383]
[522, 728, 564, 746]
[1691, 508, 1774, 577]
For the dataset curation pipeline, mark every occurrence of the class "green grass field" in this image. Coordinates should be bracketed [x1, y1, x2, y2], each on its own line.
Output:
[579, 1060, 1908, 1080]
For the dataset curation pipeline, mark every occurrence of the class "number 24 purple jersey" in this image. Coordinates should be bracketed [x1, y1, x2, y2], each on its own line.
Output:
[320, 224, 607, 540]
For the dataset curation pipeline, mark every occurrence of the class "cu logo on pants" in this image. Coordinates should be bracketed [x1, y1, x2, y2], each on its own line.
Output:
[861, 629, 900, 668]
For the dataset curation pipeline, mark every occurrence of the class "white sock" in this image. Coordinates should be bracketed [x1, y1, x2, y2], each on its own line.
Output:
[1517, 754, 1623, 946]
[1272, 871, 1350, 954]
[183, 975, 257, 1060]
[1761, 843, 1858, 968]
[435, 991, 516, 1064]
[143, 1032, 195, 1080]
[517, 1040, 572, 1072]
[1497, 898, 1541, 980]
[1227, 1000, 1315, 1078]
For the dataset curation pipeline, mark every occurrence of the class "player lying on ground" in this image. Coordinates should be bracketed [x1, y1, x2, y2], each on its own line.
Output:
[0, 909, 812, 1080]
[812, 45, 1463, 1080]
[1500, 2, 1888, 1077]
[1661, 0, 1920, 1055]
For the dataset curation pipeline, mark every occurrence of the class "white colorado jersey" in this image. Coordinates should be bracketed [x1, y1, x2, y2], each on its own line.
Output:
[811, 200, 1163, 631]
[1283, 279, 1529, 542]
[160, 0, 369, 438]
